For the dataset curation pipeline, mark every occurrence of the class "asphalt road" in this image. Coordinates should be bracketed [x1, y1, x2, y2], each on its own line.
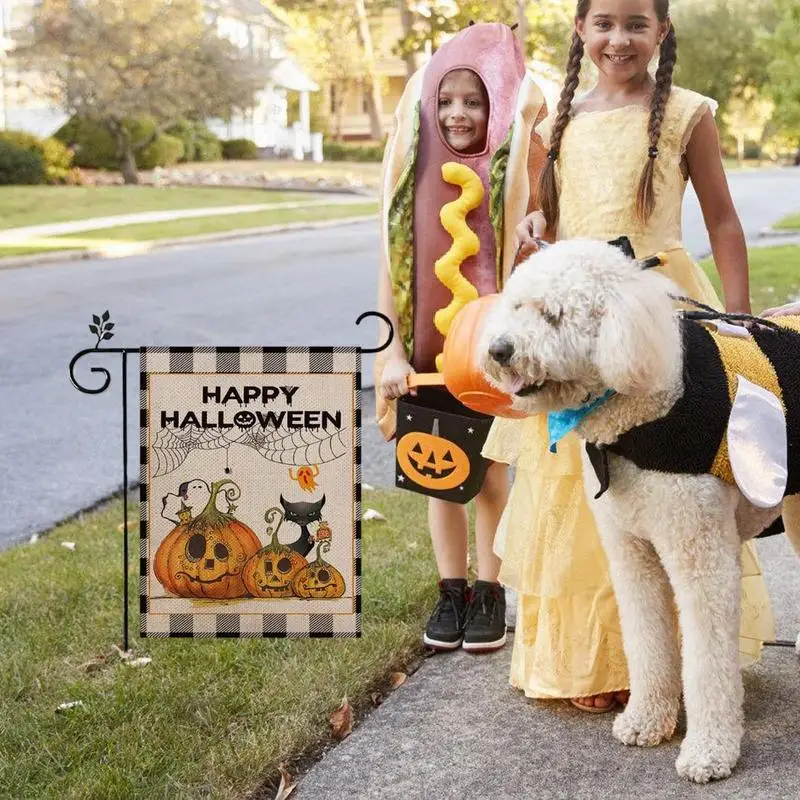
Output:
[1, 168, 799, 548]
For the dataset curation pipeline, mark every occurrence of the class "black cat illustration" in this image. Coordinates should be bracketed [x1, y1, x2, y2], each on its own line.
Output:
[280, 494, 325, 557]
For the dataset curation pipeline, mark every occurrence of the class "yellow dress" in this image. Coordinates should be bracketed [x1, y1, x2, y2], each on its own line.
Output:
[484, 86, 776, 699]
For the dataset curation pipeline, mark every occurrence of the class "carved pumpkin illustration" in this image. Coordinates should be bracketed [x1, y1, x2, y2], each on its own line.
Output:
[242, 506, 307, 598]
[292, 540, 346, 600]
[396, 419, 471, 491]
[153, 479, 261, 599]
[442, 295, 527, 419]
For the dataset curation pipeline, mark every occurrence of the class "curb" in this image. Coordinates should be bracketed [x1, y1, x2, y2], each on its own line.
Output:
[758, 226, 800, 238]
[0, 213, 377, 271]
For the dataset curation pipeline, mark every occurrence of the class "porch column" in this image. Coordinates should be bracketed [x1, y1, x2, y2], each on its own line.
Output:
[300, 90, 310, 134]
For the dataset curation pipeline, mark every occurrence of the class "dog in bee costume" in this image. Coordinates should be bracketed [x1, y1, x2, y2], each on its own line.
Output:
[481, 237, 800, 782]
[375, 22, 547, 440]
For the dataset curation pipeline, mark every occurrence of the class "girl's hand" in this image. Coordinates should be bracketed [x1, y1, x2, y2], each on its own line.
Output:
[514, 210, 547, 264]
[379, 355, 417, 400]
[762, 300, 800, 318]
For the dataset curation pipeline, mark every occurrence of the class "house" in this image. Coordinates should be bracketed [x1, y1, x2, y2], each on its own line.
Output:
[0, 0, 321, 160]
[327, 7, 561, 142]
[204, 0, 322, 159]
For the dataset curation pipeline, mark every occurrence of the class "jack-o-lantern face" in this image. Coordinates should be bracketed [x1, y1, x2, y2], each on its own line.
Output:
[292, 542, 346, 599]
[242, 506, 307, 598]
[153, 479, 262, 600]
[396, 431, 471, 490]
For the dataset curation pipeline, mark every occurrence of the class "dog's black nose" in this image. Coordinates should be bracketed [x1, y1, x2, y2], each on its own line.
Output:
[489, 337, 514, 365]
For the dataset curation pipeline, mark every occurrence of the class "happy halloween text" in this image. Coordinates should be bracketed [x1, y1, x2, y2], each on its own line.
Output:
[159, 385, 342, 430]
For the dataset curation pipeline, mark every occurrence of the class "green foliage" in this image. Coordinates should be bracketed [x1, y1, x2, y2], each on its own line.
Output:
[764, 0, 800, 144]
[0, 140, 46, 185]
[0, 130, 73, 184]
[193, 125, 223, 162]
[137, 134, 185, 170]
[221, 138, 260, 160]
[55, 116, 198, 170]
[672, 0, 776, 118]
[165, 119, 222, 163]
[322, 140, 385, 162]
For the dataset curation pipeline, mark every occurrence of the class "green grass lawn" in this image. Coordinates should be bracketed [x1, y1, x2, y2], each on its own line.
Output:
[773, 212, 800, 231]
[0, 201, 378, 258]
[699, 244, 799, 312]
[0, 488, 451, 799]
[0, 186, 318, 231]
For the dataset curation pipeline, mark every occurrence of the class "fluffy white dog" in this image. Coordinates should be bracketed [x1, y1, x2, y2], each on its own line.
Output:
[480, 238, 800, 783]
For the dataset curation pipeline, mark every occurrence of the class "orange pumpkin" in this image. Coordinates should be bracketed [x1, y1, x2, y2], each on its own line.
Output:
[396, 428, 471, 491]
[441, 294, 527, 418]
[153, 480, 261, 599]
[292, 541, 346, 599]
[242, 507, 308, 598]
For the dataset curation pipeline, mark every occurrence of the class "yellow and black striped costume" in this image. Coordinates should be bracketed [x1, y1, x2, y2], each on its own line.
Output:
[588, 315, 800, 508]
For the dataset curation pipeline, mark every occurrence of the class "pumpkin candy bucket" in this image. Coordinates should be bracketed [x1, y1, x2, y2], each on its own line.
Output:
[395, 386, 493, 503]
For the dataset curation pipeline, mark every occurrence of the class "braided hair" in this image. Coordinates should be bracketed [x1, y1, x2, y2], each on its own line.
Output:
[538, 0, 675, 231]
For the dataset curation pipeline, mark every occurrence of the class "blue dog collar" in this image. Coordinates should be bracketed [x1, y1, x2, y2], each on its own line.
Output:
[547, 389, 617, 453]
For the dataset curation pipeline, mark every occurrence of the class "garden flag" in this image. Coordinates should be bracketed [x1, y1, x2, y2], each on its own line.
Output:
[140, 347, 360, 638]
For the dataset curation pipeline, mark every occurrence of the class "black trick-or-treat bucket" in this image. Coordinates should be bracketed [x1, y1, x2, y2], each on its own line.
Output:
[395, 386, 494, 503]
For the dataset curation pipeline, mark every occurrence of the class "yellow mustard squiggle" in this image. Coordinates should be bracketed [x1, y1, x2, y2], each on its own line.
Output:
[433, 162, 483, 372]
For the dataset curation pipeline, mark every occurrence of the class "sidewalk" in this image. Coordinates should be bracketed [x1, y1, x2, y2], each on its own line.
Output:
[0, 193, 372, 244]
[292, 535, 800, 799]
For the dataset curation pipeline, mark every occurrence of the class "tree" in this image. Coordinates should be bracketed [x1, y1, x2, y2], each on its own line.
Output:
[282, 0, 366, 141]
[22, 0, 263, 183]
[722, 88, 773, 165]
[672, 0, 776, 119]
[355, 0, 385, 139]
[763, 0, 800, 161]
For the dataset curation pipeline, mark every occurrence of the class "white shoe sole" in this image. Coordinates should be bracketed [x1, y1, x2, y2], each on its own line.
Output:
[462, 631, 507, 653]
[423, 633, 463, 650]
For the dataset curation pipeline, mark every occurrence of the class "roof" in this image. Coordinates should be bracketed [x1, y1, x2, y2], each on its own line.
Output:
[266, 56, 319, 92]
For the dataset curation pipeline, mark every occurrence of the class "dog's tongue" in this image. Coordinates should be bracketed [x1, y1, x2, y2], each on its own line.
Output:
[506, 375, 525, 394]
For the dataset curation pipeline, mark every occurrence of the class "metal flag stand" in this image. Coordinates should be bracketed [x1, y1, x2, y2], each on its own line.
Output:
[68, 310, 393, 652]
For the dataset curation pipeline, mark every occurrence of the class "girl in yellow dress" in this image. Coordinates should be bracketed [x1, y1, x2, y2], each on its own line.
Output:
[484, 0, 775, 711]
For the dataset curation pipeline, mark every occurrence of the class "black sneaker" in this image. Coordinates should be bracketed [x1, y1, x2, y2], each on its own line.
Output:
[462, 580, 507, 653]
[423, 578, 470, 650]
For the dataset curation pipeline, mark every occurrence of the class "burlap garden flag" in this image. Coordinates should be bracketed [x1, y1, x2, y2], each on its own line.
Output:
[140, 347, 360, 638]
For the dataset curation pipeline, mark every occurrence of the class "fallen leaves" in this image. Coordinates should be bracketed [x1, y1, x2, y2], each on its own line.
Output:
[330, 696, 352, 740]
[273, 763, 295, 800]
[390, 671, 407, 689]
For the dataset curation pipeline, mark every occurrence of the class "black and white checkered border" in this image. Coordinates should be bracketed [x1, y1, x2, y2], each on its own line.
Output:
[140, 346, 361, 638]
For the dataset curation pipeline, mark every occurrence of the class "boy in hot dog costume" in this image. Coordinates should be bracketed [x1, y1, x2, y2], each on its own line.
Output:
[375, 23, 548, 653]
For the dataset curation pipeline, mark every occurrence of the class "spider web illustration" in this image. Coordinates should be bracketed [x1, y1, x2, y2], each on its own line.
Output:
[151, 424, 349, 476]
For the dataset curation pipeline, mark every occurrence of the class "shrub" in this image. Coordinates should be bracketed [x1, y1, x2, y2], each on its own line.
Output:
[138, 133, 185, 169]
[0, 130, 74, 183]
[322, 140, 384, 162]
[193, 125, 222, 162]
[55, 116, 186, 170]
[0, 139, 46, 185]
[221, 138, 259, 160]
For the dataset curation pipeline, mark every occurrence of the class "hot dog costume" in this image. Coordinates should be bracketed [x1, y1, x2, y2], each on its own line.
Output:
[375, 23, 547, 439]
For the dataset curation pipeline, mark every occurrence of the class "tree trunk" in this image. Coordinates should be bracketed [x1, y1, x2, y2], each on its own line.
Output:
[120, 141, 139, 184]
[334, 81, 346, 143]
[398, 0, 416, 80]
[354, 0, 383, 141]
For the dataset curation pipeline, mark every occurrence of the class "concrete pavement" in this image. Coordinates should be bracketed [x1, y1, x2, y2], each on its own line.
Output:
[292, 534, 800, 800]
